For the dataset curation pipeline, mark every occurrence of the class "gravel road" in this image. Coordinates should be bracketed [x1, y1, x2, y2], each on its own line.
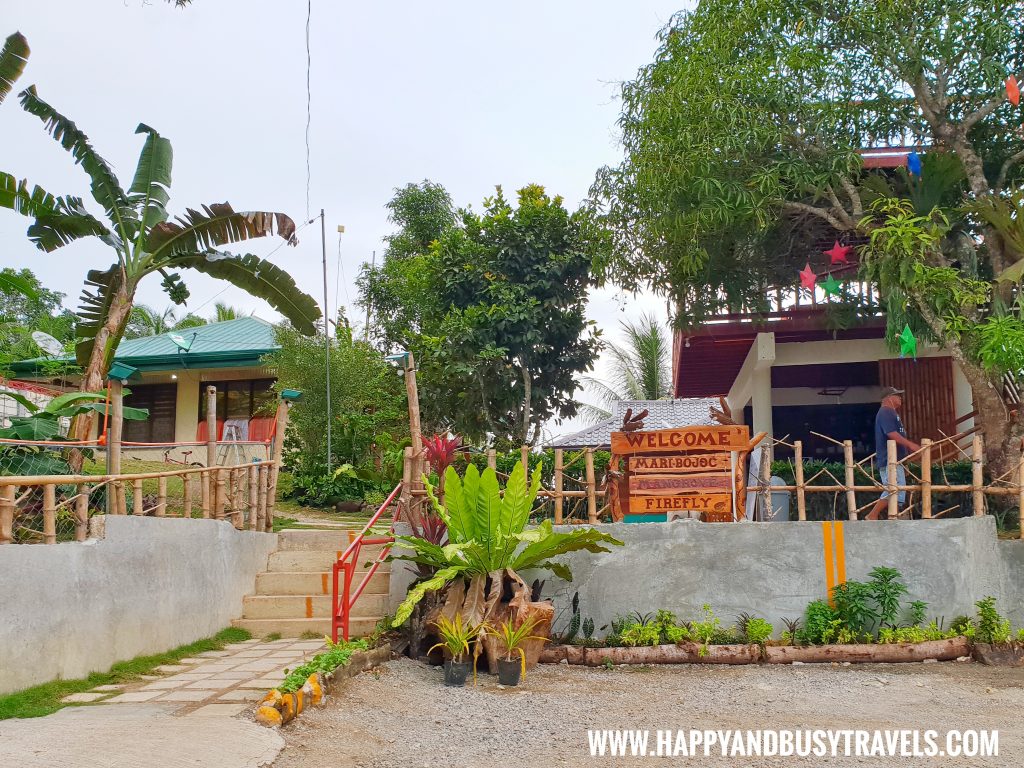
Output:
[274, 657, 1023, 768]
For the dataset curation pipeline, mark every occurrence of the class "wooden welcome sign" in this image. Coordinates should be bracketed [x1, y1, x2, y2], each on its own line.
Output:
[609, 425, 753, 524]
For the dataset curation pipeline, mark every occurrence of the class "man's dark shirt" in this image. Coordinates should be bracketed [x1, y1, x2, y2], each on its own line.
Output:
[875, 405, 907, 461]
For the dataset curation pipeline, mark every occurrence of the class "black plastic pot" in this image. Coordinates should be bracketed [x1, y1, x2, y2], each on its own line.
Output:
[443, 659, 470, 687]
[497, 657, 522, 686]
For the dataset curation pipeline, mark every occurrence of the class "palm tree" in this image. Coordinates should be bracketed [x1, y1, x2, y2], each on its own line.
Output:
[580, 314, 672, 423]
[213, 302, 249, 322]
[0, 81, 321, 445]
[125, 304, 177, 338]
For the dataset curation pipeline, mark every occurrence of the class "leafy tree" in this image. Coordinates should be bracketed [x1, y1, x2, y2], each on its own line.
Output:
[590, 0, 1024, 475]
[0, 267, 76, 363]
[581, 314, 672, 422]
[267, 324, 409, 501]
[0, 81, 321, 449]
[358, 180, 454, 349]
[124, 304, 177, 338]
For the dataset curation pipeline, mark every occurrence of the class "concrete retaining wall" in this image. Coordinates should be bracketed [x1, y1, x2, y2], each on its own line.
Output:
[535, 517, 1024, 635]
[387, 517, 1024, 636]
[0, 516, 277, 694]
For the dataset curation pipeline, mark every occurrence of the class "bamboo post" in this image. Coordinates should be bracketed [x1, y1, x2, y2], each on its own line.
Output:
[400, 446, 413, 520]
[758, 444, 771, 521]
[257, 464, 269, 531]
[231, 468, 244, 529]
[215, 469, 227, 520]
[266, 399, 289, 527]
[584, 447, 597, 524]
[972, 435, 984, 517]
[794, 440, 806, 521]
[201, 469, 211, 518]
[554, 448, 564, 525]
[205, 385, 218, 469]
[921, 438, 932, 519]
[109, 379, 124, 515]
[887, 439, 899, 520]
[183, 474, 193, 519]
[520, 445, 529, 475]
[43, 483, 56, 544]
[486, 449, 496, 470]
[156, 476, 167, 517]
[843, 440, 857, 521]
[249, 464, 259, 530]
[74, 484, 89, 541]
[133, 478, 144, 515]
[1018, 454, 1024, 541]
[0, 484, 13, 543]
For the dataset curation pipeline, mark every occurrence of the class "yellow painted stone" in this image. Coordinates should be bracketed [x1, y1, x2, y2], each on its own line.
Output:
[303, 674, 323, 706]
[261, 689, 282, 707]
[255, 705, 283, 728]
[280, 694, 296, 723]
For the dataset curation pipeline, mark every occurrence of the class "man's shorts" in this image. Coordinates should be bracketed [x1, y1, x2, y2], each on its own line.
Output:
[879, 465, 906, 504]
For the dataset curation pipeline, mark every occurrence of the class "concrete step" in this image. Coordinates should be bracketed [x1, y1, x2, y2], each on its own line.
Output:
[267, 547, 389, 572]
[242, 593, 388, 619]
[255, 570, 390, 596]
[231, 616, 381, 639]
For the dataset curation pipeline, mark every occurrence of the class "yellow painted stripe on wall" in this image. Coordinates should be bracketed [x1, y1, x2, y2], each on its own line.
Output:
[321, 573, 328, 594]
[822, 522, 836, 605]
[834, 521, 847, 585]
[305, 596, 313, 618]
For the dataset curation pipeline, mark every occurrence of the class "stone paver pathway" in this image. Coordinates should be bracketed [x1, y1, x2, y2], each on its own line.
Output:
[0, 637, 328, 768]
[63, 637, 327, 715]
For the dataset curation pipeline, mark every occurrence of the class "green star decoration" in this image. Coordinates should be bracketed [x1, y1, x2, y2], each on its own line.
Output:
[898, 324, 917, 358]
[822, 274, 842, 296]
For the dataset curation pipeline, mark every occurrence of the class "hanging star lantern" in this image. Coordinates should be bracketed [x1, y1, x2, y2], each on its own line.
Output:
[907, 151, 922, 177]
[898, 324, 917, 358]
[799, 263, 817, 291]
[1008, 75, 1021, 107]
[822, 274, 842, 296]
[824, 240, 852, 265]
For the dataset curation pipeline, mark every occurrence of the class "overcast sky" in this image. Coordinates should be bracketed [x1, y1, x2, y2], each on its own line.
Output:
[1, 0, 686, 437]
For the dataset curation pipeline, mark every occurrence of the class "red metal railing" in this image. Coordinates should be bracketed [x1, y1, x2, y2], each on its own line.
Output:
[331, 482, 403, 642]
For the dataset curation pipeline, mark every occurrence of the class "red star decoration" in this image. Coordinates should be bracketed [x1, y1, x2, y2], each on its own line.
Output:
[824, 240, 852, 265]
[799, 263, 817, 291]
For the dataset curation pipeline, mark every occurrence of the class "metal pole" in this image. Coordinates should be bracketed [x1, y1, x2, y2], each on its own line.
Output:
[321, 209, 332, 474]
[364, 249, 375, 341]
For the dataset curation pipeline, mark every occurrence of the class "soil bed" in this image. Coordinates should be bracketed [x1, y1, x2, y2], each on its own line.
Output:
[274, 656, 1024, 768]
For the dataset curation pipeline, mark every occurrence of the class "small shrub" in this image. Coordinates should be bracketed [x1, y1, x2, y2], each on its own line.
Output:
[798, 600, 842, 645]
[738, 616, 774, 645]
[279, 638, 369, 693]
[975, 596, 1011, 645]
[950, 615, 975, 636]
[908, 600, 928, 627]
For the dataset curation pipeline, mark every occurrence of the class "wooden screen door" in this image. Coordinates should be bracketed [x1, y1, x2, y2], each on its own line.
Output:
[878, 357, 957, 442]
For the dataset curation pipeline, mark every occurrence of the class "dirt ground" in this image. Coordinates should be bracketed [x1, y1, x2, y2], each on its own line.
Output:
[273, 657, 1024, 768]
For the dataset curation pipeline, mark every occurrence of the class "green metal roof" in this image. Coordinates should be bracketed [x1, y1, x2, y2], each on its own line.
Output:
[11, 316, 279, 375]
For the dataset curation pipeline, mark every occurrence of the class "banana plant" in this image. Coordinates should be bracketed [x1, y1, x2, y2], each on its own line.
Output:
[391, 461, 622, 626]
[0, 82, 321, 442]
[0, 32, 29, 104]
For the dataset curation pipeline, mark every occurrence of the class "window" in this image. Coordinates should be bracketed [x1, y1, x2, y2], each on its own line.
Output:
[198, 379, 276, 422]
[123, 384, 177, 444]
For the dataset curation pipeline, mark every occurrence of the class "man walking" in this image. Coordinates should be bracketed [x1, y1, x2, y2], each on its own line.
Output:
[866, 387, 920, 520]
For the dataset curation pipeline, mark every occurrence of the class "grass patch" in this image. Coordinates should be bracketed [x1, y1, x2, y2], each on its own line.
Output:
[263, 632, 283, 642]
[0, 627, 251, 720]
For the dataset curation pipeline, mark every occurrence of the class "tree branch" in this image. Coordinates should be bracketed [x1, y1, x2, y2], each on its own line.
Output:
[838, 177, 863, 220]
[781, 201, 852, 233]
[996, 148, 1024, 192]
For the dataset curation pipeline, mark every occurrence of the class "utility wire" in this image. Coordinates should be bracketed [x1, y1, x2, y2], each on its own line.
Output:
[304, 0, 312, 221]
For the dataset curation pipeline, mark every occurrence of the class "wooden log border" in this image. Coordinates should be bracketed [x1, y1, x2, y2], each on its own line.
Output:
[254, 645, 392, 728]
[539, 637, 972, 666]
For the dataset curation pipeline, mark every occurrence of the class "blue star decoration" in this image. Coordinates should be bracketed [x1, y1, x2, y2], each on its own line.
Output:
[898, 324, 917, 358]
[907, 151, 922, 177]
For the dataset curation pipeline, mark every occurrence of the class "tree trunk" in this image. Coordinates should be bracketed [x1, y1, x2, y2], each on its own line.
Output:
[519, 362, 532, 446]
[69, 277, 135, 472]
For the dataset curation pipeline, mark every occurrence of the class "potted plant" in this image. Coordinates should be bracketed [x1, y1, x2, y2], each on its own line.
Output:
[428, 614, 483, 687]
[493, 617, 548, 687]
